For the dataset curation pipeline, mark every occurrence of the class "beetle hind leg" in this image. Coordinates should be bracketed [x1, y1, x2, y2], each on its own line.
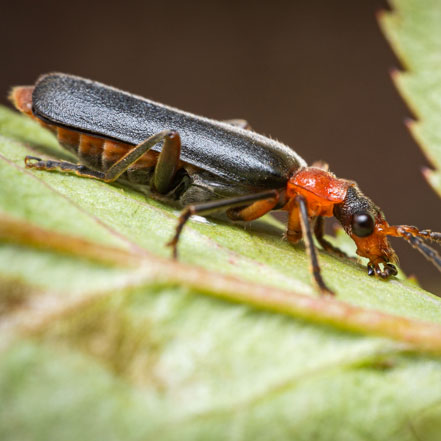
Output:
[25, 130, 182, 194]
[24, 156, 106, 180]
[101, 130, 181, 190]
[151, 131, 181, 193]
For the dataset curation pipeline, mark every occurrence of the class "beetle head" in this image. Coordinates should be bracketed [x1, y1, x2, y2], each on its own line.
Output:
[333, 185, 399, 278]
[334, 184, 441, 277]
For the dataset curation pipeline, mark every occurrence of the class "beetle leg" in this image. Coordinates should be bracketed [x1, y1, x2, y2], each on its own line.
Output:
[25, 130, 182, 194]
[314, 216, 355, 261]
[223, 119, 253, 131]
[152, 131, 181, 193]
[167, 189, 281, 258]
[103, 130, 180, 184]
[286, 202, 302, 243]
[24, 156, 106, 180]
[295, 195, 335, 296]
[226, 194, 280, 221]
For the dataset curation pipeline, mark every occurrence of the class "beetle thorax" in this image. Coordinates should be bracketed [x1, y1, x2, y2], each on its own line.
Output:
[286, 167, 352, 217]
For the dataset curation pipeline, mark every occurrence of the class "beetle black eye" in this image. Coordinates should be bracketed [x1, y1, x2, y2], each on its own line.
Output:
[352, 212, 375, 237]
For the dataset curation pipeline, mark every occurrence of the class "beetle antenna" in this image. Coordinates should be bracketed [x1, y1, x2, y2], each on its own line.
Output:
[423, 230, 441, 244]
[401, 231, 441, 271]
[387, 225, 441, 245]
[385, 225, 441, 271]
[409, 228, 441, 245]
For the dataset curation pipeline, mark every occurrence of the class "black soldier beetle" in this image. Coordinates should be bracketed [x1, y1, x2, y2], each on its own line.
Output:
[9, 73, 441, 295]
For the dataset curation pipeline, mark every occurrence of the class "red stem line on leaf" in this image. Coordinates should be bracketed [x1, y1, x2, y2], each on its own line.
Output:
[2, 213, 441, 354]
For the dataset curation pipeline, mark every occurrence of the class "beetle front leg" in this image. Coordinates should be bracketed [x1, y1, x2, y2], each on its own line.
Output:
[292, 196, 335, 296]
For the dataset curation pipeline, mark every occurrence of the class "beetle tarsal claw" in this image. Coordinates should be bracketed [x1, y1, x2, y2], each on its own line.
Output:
[24, 156, 42, 167]
[320, 286, 335, 296]
[165, 238, 179, 259]
[385, 262, 398, 276]
[367, 261, 397, 279]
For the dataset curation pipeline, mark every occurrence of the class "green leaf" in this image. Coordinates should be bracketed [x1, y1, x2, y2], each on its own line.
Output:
[379, 0, 441, 196]
[1, 57, 441, 441]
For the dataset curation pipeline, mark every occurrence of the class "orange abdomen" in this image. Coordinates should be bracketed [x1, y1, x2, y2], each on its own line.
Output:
[10, 85, 160, 180]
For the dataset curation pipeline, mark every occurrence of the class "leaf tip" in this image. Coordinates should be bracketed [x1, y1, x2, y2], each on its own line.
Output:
[404, 117, 416, 129]
[389, 67, 402, 81]
[376, 7, 394, 35]
[421, 166, 433, 179]
[375, 8, 387, 23]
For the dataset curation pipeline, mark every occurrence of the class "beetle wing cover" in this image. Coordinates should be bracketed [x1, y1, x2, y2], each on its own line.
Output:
[32, 73, 305, 189]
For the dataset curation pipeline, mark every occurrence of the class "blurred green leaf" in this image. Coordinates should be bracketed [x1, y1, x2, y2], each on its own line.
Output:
[380, 0, 441, 196]
[2, 46, 441, 441]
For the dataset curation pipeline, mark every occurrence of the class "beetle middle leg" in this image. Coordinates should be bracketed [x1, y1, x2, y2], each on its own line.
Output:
[25, 130, 182, 194]
[226, 193, 281, 221]
[168, 189, 282, 257]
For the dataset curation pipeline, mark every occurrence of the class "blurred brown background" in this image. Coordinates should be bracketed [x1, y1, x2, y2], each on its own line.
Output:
[2, 0, 441, 292]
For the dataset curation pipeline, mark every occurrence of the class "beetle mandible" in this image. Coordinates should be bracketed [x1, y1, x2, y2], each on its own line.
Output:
[9, 73, 441, 295]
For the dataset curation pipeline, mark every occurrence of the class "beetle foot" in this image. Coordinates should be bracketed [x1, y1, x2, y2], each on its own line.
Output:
[166, 238, 179, 259]
[367, 262, 397, 279]
[24, 156, 43, 168]
[319, 285, 335, 296]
